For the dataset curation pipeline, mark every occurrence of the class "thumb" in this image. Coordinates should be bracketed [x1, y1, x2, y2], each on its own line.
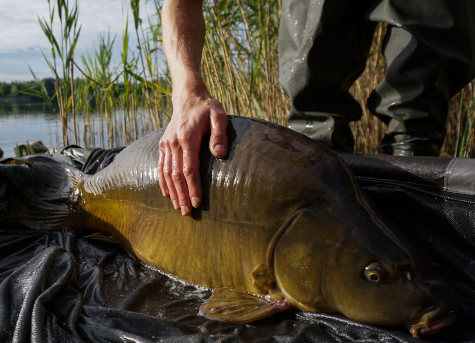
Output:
[209, 108, 228, 158]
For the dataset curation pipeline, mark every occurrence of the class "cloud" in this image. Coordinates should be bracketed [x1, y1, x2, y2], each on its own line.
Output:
[0, 1, 50, 54]
[0, 0, 158, 81]
[0, 50, 51, 82]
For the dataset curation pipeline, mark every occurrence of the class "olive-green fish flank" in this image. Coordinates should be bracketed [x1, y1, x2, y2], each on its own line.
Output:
[1, 116, 457, 338]
[79, 117, 347, 293]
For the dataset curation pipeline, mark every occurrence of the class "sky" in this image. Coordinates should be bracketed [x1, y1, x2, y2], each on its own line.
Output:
[0, 0, 157, 82]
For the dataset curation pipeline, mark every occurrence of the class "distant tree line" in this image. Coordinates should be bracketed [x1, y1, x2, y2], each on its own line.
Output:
[0, 79, 56, 104]
[0, 77, 167, 106]
[0, 77, 169, 117]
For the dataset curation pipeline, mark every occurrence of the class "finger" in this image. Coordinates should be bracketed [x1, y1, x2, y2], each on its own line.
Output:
[171, 141, 192, 216]
[209, 108, 228, 158]
[183, 147, 202, 208]
[158, 146, 169, 197]
[163, 143, 179, 210]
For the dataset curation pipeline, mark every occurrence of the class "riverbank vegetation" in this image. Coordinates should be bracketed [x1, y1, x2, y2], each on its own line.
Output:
[0, 79, 55, 106]
[15, 0, 475, 156]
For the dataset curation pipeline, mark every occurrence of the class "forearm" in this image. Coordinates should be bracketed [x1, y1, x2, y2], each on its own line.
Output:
[162, 0, 208, 99]
[159, 0, 228, 216]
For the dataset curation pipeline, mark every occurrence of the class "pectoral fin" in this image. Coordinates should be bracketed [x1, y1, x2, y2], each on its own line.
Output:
[199, 288, 291, 323]
[251, 264, 275, 293]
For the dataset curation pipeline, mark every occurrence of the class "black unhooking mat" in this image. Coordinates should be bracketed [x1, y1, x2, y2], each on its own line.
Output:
[0, 148, 474, 343]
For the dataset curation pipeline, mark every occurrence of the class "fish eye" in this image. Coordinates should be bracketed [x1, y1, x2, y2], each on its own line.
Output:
[364, 262, 385, 284]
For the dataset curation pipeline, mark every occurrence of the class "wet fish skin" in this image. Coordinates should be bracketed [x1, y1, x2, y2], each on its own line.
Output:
[76, 116, 456, 336]
[0, 116, 457, 337]
[79, 116, 341, 294]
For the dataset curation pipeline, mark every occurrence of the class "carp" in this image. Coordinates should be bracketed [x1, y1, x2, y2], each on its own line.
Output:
[0, 116, 456, 338]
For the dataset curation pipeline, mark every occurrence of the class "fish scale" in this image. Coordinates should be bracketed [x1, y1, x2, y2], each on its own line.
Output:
[0, 116, 457, 338]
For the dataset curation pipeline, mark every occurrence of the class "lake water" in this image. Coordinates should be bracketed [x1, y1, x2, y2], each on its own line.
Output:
[0, 106, 106, 158]
[0, 104, 157, 158]
[0, 107, 63, 157]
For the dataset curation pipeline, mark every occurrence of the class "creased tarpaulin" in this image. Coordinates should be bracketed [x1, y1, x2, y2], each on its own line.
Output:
[0, 150, 474, 343]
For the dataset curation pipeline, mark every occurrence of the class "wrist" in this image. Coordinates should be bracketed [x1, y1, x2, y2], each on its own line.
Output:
[172, 75, 211, 105]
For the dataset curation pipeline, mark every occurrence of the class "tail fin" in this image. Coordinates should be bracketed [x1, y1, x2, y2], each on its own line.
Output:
[0, 155, 83, 230]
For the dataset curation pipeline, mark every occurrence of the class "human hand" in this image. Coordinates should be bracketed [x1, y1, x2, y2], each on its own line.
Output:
[158, 91, 228, 216]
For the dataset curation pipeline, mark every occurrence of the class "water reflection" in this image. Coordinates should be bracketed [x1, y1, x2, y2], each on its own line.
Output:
[0, 102, 51, 116]
[0, 110, 61, 158]
[0, 103, 156, 158]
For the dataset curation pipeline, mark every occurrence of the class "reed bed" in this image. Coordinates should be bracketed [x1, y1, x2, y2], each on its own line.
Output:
[37, 0, 474, 157]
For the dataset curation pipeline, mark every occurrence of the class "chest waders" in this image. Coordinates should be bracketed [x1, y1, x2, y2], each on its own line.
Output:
[279, 0, 475, 156]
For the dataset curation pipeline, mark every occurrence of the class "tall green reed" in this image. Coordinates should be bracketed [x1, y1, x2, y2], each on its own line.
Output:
[67, 0, 171, 148]
[453, 84, 475, 158]
[21, 67, 57, 111]
[81, 32, 123, 148]
[127, 0, 171, 130]
[201, 0, 287, 124]
[33, 0, 473, 157]
[38, 0, 81, 145]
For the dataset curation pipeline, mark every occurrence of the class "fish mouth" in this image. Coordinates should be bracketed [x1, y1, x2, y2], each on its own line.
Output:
[407, 306, 457, 339]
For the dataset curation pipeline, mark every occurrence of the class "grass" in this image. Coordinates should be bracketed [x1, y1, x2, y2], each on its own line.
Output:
[36, 0, 475, 157]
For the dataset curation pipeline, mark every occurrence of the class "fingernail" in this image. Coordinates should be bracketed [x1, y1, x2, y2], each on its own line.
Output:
[181, 205, 189, 216]
[172, 200, 179, 210]
[213, 144, 225, 155]
[191, 197, 199, 208]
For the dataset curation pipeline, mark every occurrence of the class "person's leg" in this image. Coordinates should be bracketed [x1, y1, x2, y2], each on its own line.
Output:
[367, 0, 475, 156]
[279, 0, 375, 152]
